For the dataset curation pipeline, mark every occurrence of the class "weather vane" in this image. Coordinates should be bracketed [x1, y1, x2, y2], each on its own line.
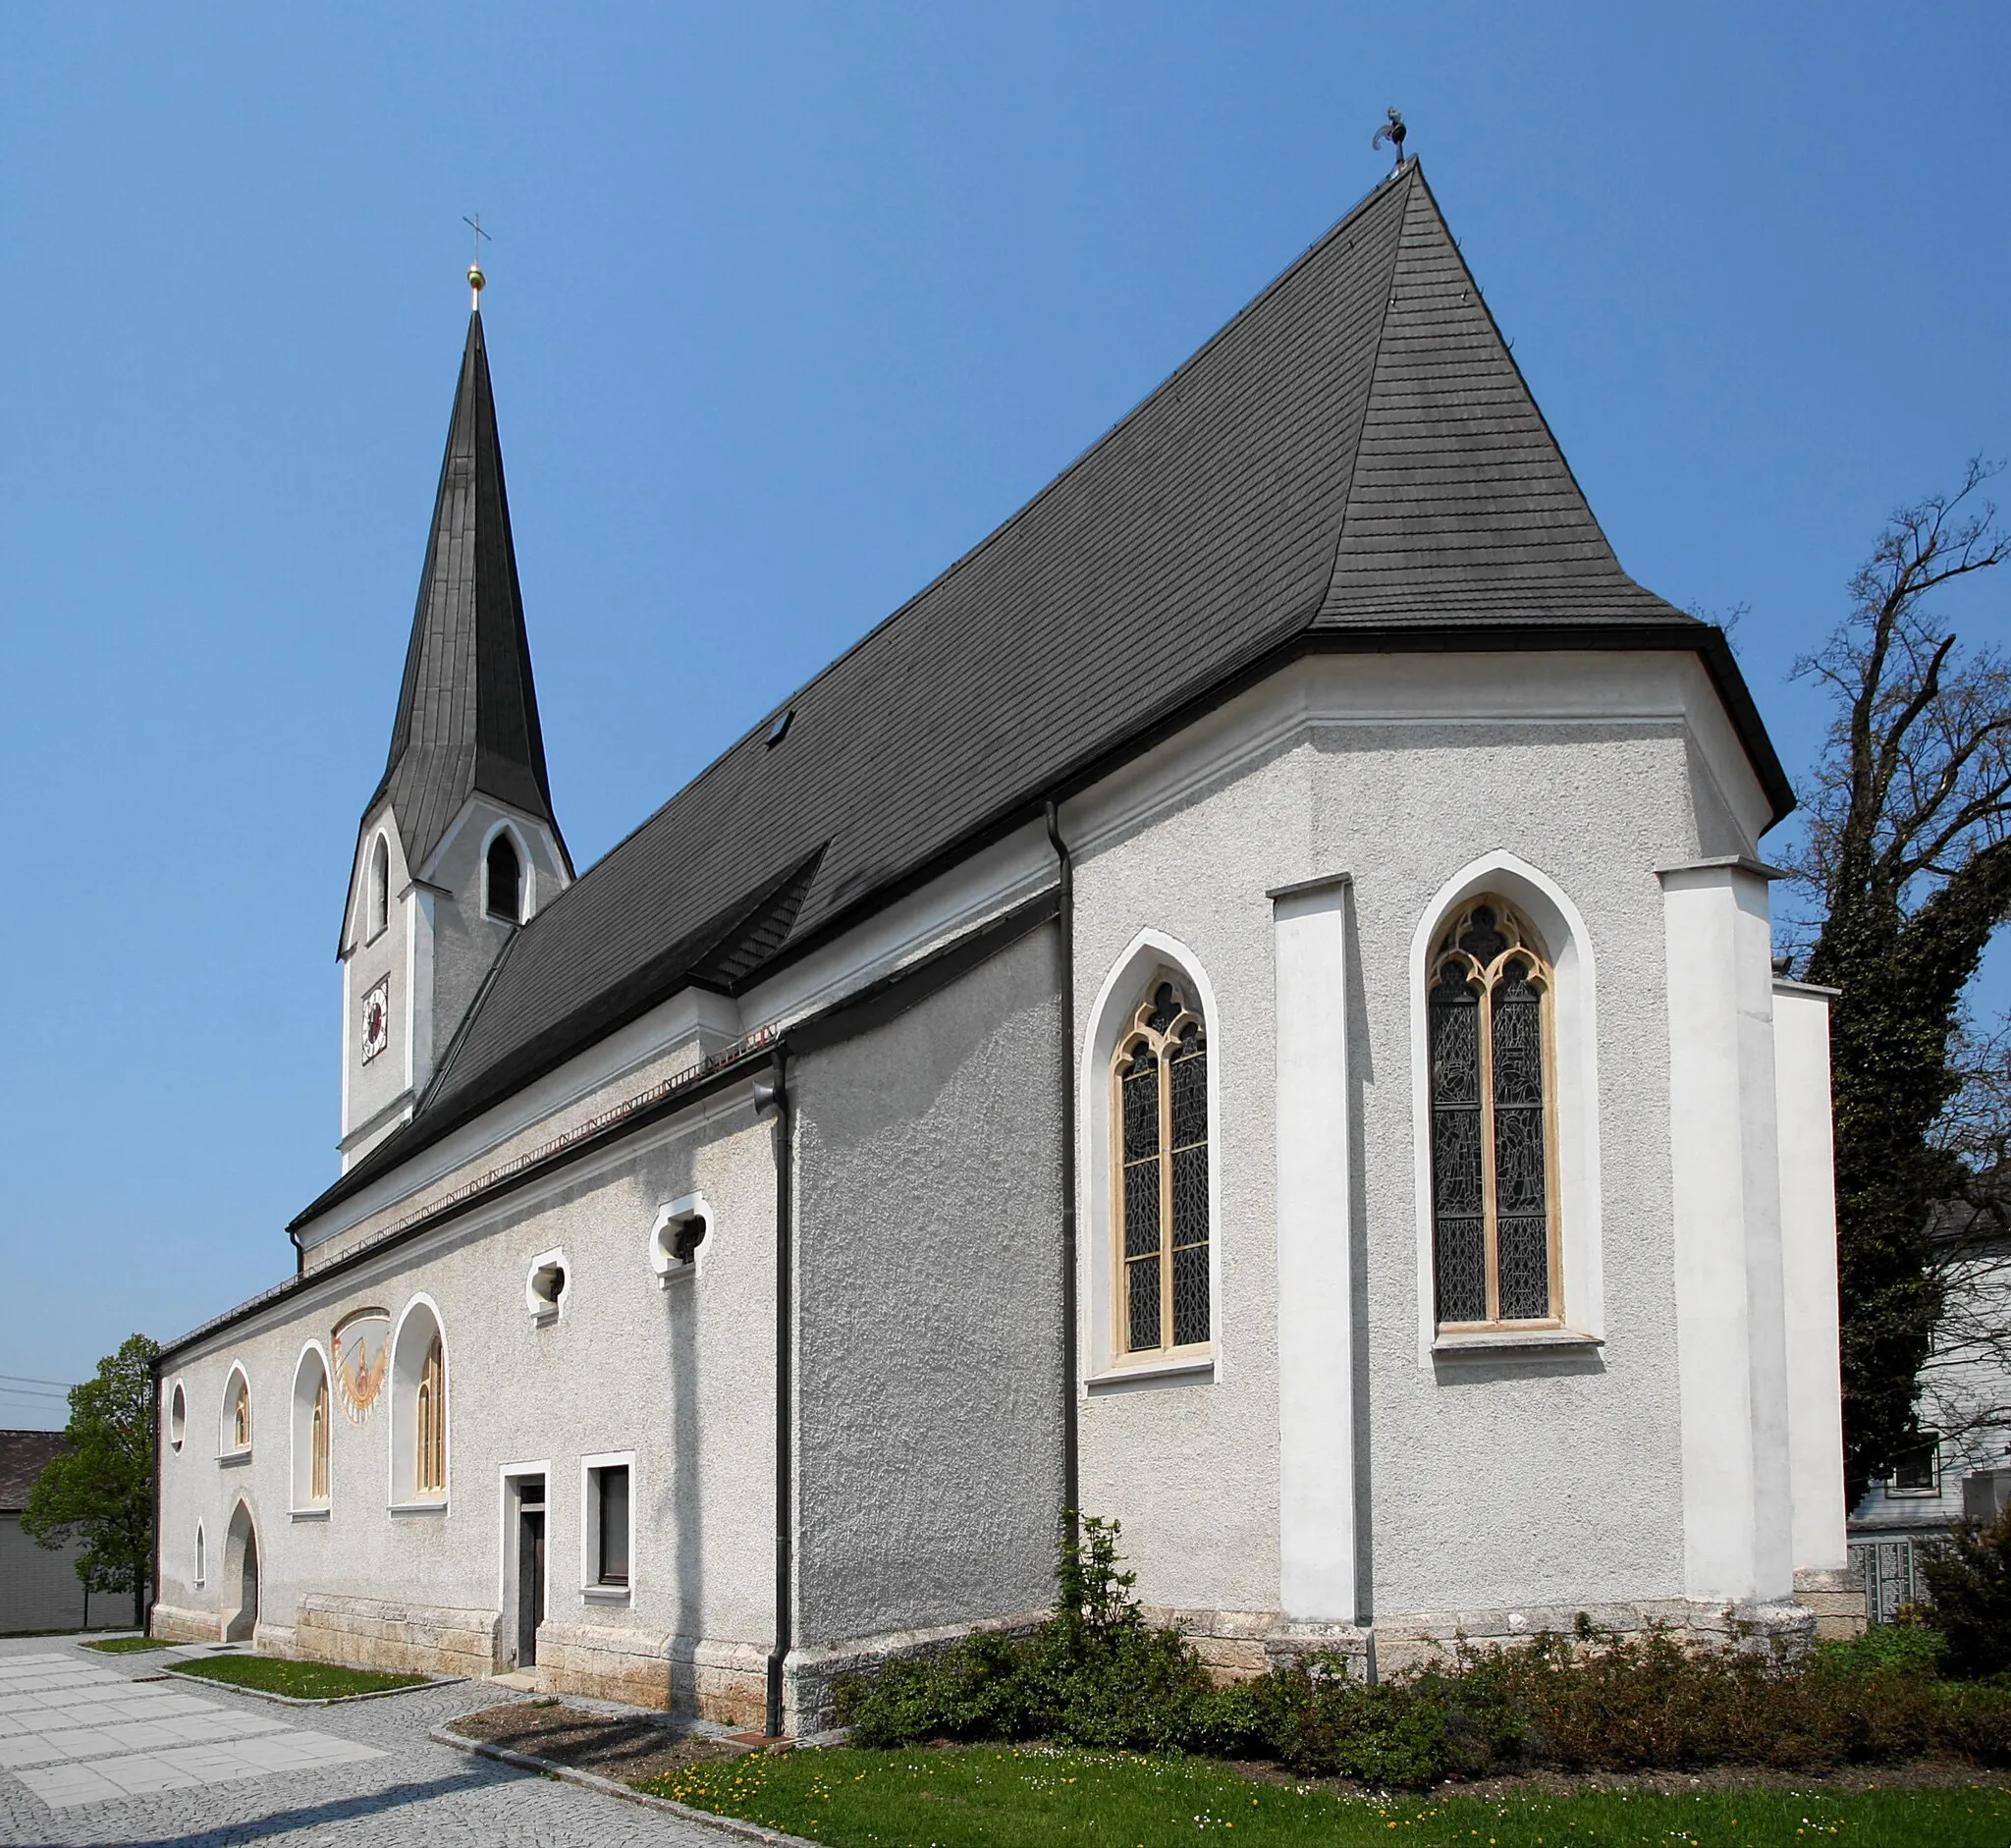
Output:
[1372, 108, 1407, 172]
[462, 213, 491, 310]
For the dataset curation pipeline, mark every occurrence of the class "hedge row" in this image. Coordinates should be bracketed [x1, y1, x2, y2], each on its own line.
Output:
[832, 1518, 2011, 1787]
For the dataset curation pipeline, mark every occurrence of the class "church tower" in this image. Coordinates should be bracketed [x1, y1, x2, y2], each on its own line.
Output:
[336, 289, 571, 1169]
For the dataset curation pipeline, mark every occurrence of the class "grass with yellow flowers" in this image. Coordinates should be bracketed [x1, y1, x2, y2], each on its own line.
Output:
[637, 1744, 2010, 1846]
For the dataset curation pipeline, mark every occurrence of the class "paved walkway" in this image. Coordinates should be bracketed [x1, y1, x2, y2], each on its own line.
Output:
[0, 1635, 743, 1847]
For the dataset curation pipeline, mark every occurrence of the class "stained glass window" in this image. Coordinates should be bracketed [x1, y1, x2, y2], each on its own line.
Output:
[1114, 979, 1211, 1356]
[1428, 899, 1559, 1328]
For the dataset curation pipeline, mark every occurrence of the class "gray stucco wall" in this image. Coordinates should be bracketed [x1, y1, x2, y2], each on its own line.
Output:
[0, 1515, 96, 1634]
[157, 1091, 777, 1681]
[1071, 695, 1733, 1624]
[791, 919, 1065, 1648]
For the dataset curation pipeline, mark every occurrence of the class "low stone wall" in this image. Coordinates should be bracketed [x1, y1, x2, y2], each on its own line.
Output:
[1145, 1606, 1373, 1681]
[788, 1608, 1048, 1735]
[295, 1594, 500, 1679]
[148, 1603, 218, 1645]
[1794, 1566, 1868, 1641]
[536, 1622, 769, 1727]
[1369, 1597, 1817, 1676]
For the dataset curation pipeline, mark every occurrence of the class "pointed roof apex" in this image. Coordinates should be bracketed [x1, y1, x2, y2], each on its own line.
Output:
[366, 309, 568, 875]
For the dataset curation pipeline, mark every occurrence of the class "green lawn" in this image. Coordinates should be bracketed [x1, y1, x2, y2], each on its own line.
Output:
[80, 1635, 173, 1654]
[638, 1745, 2011, 1847]
[167, 1656, 427, 1700]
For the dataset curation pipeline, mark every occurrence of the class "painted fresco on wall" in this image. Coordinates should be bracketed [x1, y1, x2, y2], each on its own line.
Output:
[332, 1309, 391, 1424]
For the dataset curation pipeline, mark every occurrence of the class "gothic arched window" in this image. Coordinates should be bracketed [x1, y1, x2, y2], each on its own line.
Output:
[310, 1376, 330, 1503]
[414, 1334, 446, 1495]
[1429, 897, 1559, 1328]
[486, 834, 521, 923]
[1113, 979, 1211, 1357]
[223, 1369, 251, 1453]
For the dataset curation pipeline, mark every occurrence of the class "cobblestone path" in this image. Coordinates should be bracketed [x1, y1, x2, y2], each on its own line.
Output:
[0, 1636, 747, 1847]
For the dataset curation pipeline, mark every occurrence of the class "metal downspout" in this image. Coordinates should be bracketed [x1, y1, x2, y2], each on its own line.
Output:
[760, 1050, 793, 1738]
[1045, 802, 1079, 1527]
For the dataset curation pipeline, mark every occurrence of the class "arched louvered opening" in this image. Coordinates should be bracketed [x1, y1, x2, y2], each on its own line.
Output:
[369, 835, 390, 939]
[486, 832, 522, 923]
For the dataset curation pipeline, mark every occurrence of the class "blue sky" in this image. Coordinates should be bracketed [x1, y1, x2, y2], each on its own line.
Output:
[2, 4, 2006, 1423]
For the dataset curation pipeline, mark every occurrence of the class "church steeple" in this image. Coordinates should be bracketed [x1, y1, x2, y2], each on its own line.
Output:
[366, 309, 569, 877]
[337, 302, 571, 1171]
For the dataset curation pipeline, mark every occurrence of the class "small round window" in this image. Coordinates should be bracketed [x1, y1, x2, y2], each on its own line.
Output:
[525, 1250, 569, 1324]
[168, 1382, 187, 1452]
[650, 1194, 712, 1286]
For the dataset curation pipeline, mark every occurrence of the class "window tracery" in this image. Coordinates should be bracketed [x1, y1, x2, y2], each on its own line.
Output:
[1428, 897, 1560, 1329]
[1113, 978, 1211, 1357]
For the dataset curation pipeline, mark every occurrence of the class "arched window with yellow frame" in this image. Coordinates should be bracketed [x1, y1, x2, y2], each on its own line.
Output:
[1428, 897, 1560, 1330]
[309, 1376, 330, 1502]
[1112, 978, 1210, 1358]
[414, 1335, 446, 1495]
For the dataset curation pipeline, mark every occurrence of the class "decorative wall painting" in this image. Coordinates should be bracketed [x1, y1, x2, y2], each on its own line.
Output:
[332, 1308, 391, 1424]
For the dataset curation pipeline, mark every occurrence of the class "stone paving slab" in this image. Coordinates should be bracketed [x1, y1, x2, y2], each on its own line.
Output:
[0, 1635, 763, 1845]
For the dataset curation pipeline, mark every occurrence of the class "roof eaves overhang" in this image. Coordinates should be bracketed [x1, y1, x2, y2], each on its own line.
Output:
[174, 1039, 780, 1363]
[283, 614, 1790, 1246]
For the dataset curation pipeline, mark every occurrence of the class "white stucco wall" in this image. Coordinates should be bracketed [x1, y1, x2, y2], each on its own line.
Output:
[158, 1089, 777, 1686]
[1066, 650, 1772, 1626]
[336, 796, 569, 1171]
[1774, 979, 1848, 1576]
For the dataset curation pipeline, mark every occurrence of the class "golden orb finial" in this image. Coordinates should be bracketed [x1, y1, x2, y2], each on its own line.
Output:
[462, 212, 492, 312]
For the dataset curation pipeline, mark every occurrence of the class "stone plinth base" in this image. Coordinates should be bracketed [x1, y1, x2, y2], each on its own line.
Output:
[1143, 1607, 1372, 1681]
[536, 1622, 769, 1727]
[295, 1594, 499, 1679]
[148, 1603, 218, 1645]
[1371, 1597, 1817, 1675]
[788, 1609, 1048, 1735]
[1794, 1567, 1868, 1640]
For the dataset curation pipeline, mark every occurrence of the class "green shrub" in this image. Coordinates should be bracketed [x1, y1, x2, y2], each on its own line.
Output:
[1919, 1507, 2011, 1679]
[832, 1515, 2011, 1786]
[836, 1516, 1214, 1753]
[1815, 1617, 1945, 1679]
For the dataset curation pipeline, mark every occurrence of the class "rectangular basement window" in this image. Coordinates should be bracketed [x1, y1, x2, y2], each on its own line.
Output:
[581, 1453, 633, 1601]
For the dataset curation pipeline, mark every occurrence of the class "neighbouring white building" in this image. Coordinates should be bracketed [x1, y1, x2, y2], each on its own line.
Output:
[153, 161, 1860, 1731]
[1848, 1204, 2011, 1620]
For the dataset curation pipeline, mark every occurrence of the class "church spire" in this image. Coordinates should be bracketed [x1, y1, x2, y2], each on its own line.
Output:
[366, 305, 568, 877]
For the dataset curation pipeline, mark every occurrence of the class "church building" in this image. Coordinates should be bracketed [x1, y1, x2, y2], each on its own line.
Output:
[153, 161, 1859, 1730]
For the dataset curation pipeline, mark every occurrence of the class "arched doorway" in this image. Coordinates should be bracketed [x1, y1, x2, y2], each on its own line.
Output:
[224, 1502, 259, 1643]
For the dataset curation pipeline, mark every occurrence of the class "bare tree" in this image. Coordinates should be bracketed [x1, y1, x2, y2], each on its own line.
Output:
[1790, 459, 2011, 1502]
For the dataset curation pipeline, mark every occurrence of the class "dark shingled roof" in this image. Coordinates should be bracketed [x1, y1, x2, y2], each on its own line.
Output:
[0, 1429, 66, 1511]
[365, 310, 569, 880]
[296, 163, 1788, 1231]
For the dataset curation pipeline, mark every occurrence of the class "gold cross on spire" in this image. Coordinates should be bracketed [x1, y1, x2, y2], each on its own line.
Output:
[462, 213, 491, 310]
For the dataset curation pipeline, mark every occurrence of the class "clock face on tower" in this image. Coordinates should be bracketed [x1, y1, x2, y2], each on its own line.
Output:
[360, 978, 390, 1066]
